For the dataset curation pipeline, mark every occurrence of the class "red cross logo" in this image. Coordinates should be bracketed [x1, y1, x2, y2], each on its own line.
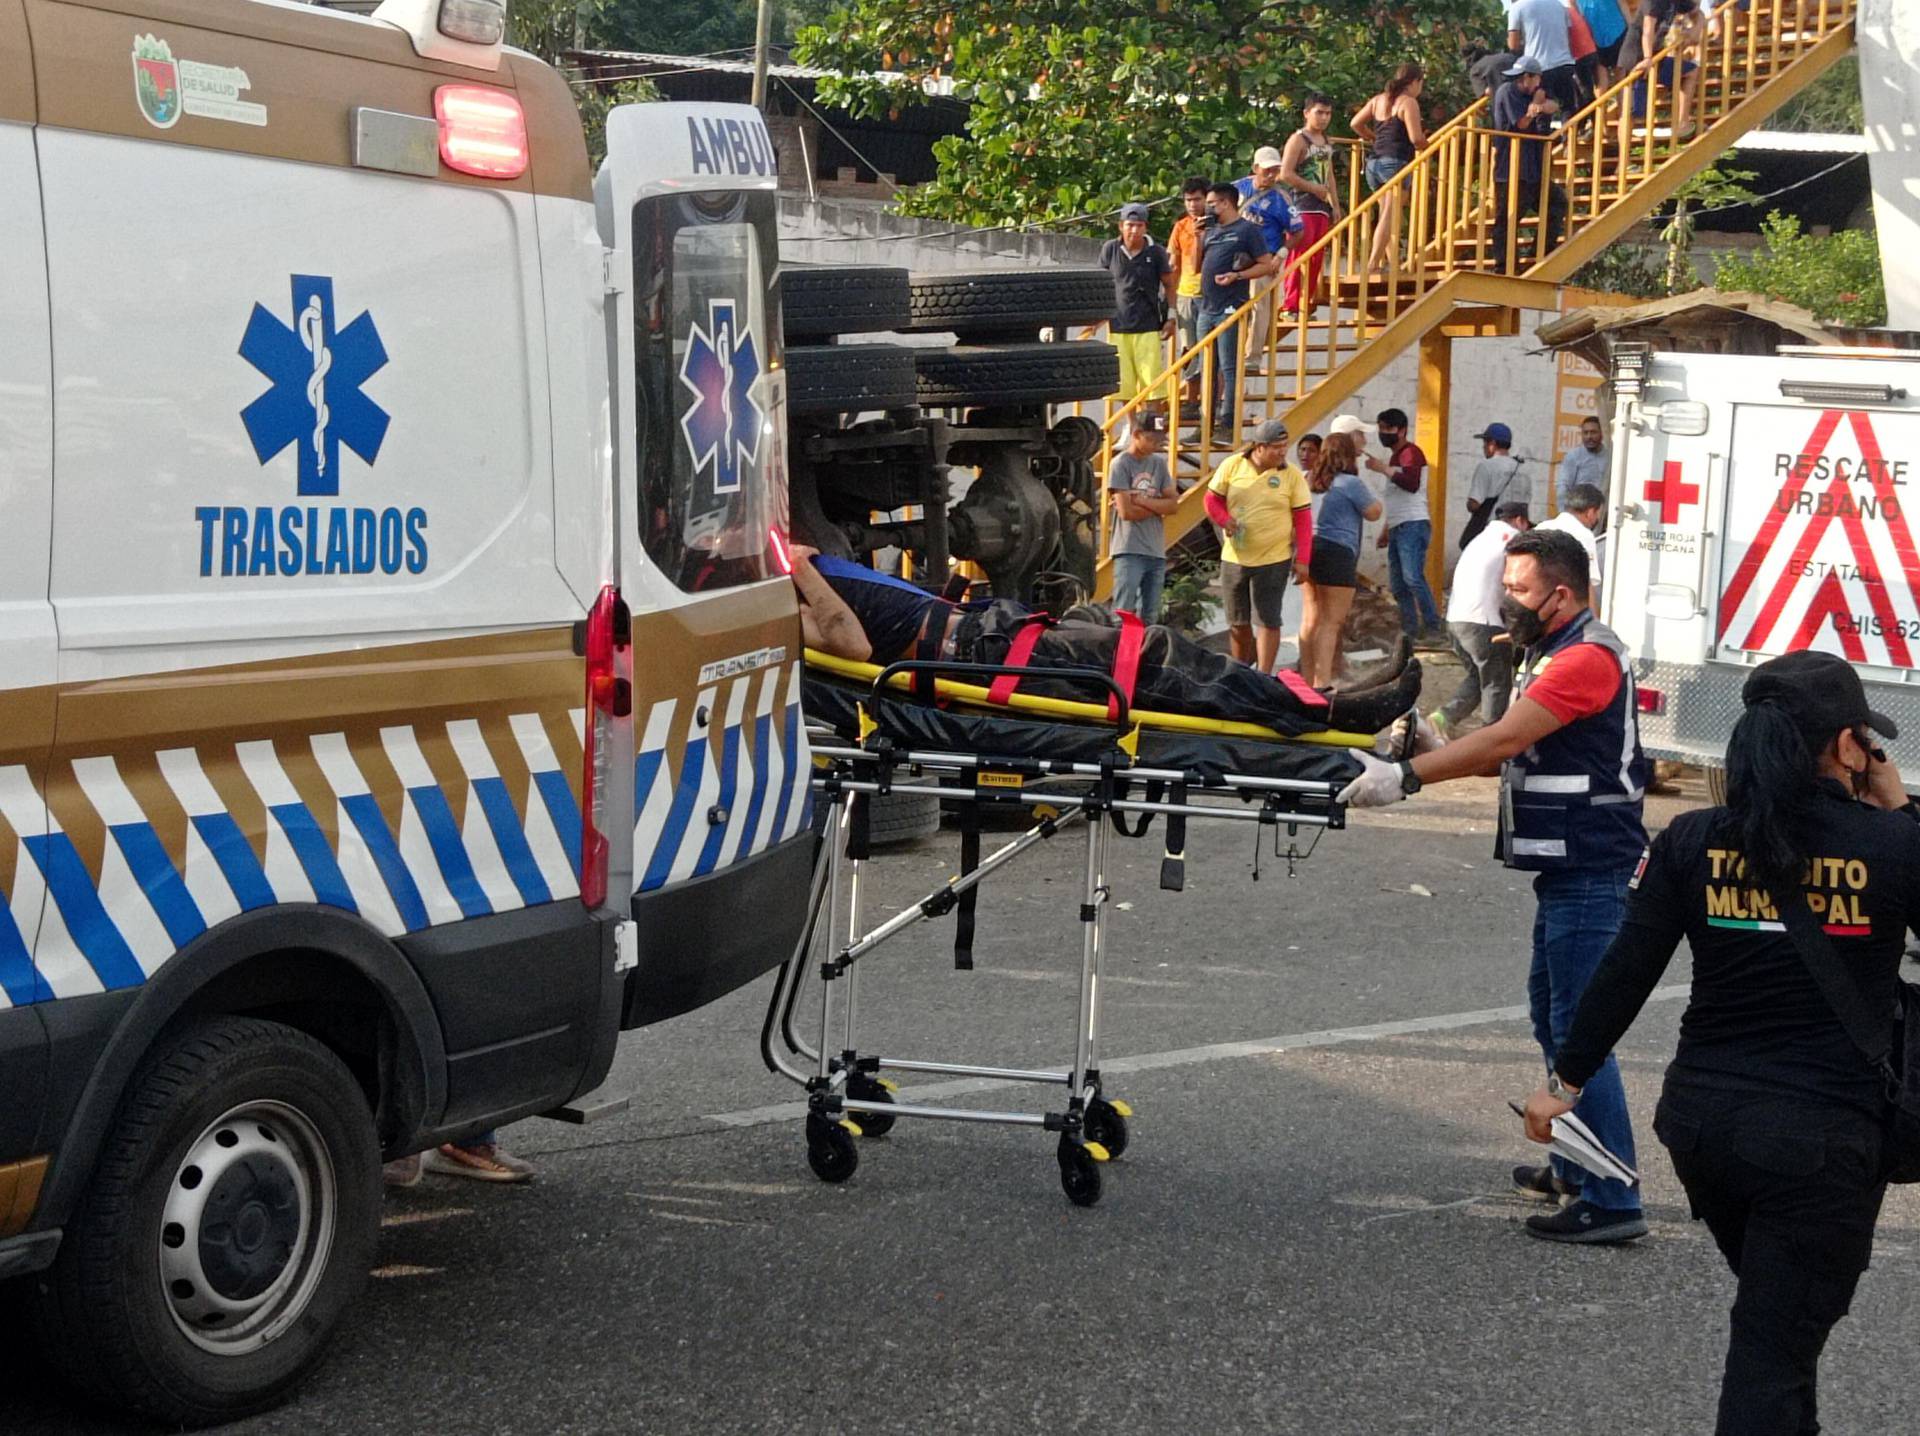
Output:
[1643, 462, 1699, 524]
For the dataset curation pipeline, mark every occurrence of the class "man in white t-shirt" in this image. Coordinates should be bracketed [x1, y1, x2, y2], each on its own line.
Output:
[1506, 0, 1579, 112]
[1537, 482, 1605, 605]
[1434, 502, 1531, 732]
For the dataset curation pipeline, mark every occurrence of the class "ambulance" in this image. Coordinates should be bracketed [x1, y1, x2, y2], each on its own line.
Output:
[1602, 343, 1920, 786]
[0, 0, 810, 1421]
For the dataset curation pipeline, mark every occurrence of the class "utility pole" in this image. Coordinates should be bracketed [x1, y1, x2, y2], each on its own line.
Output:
[750, 0, 774, 110]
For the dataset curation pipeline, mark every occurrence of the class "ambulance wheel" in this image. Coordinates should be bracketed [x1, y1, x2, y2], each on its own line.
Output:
[1083, 1098, 1131, 1159]
[780, 265, 911, 338]
[845, 1075, 898, 1137]
[785, 343, 919, 416]
[913, 342, 1121, 410]
[806, 1114, 860, 1183]
[1057, 1137, 1104, 1208]
[903, 269, 1116, 341]
[31, 1017, 379, 1427]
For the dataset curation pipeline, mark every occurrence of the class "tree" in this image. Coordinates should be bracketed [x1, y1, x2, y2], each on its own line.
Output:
[507, 0, 663, 168]
[596, 0, 834, 58]
[1714, 212, 1887, 327]
[794, 1, 1504, 228]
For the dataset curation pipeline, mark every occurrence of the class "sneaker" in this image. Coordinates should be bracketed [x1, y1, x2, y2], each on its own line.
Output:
[1413, 626, 1453, 652]
[1511, 1163, 1575, 1204]
[382, 1153, 423, 1190]
[423, 1141, 536, 1183]
[1525, 1199, 1648, 1245]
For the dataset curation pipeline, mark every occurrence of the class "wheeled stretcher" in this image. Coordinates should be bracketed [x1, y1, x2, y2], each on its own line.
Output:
[760, 649, 1370, 1206]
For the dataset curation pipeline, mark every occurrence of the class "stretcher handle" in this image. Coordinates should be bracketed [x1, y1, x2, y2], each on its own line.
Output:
[869, 659, 1131, 730]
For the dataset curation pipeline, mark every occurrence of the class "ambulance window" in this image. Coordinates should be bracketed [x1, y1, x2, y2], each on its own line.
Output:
[632, 190, 784, 593]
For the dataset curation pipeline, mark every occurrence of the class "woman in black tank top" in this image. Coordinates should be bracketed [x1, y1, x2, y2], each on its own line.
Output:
[1351, 63, 1426, 274]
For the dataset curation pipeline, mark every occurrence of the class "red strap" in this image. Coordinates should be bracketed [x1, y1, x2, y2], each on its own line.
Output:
[1108, 609, 1147, 720]
[1274, 666, 1331, 710]
[986, 617, 1050, 705]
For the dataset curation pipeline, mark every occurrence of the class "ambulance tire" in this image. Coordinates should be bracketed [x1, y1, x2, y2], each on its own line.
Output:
[32, 1017, 379, 1427]
[785, 343, 919, 416]
[913, 342, 1121, 409]
[902, 269, 1116, 340]
[779, 265, 912, 338]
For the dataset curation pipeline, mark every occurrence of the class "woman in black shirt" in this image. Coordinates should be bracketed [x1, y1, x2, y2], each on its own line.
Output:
[1525, 649, 1914, 1435]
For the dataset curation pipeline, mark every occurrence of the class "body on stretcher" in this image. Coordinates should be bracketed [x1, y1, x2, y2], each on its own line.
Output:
[761, 652, 1370, 1208]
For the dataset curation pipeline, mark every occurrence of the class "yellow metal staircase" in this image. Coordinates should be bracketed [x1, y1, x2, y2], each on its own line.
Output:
[1091, 0, 1859, 595]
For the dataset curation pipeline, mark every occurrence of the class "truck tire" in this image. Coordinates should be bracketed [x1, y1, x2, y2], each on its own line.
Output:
[903, 269, 1116, 340]
[780, 266, 912, 339]
[786, 343, 919, 416]
[31, 1017, 379, 1427]
[913, 342, 1120, 409]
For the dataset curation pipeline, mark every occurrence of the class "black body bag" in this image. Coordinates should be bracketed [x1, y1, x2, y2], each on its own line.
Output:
[1781, 889, 1920, 1183]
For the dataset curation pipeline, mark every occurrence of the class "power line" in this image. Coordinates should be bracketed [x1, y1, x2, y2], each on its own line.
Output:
[1651, 153, 1862, 221]
[775, 76, 904, 194]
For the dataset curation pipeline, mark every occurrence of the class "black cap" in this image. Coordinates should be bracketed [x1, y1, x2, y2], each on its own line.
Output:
[1742, 650, 1899, 741]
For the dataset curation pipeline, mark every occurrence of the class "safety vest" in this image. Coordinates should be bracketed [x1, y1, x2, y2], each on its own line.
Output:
[1498, 612, 1650, 873]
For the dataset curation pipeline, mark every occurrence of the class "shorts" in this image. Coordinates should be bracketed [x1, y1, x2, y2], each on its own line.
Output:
[1306, 541, 1358, 588]
[1111, 329, 1165, 402]
[1222, 559, 1292, 628]
[1592, 34, 1624, 68]
[1365, 154, 1410, 192]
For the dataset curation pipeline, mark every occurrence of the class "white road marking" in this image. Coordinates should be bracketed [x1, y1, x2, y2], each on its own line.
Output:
[704, 984, 1692, 1129]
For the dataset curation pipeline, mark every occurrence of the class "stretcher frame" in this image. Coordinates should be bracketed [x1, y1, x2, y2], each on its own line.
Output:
[762, 655, 1358, 1206]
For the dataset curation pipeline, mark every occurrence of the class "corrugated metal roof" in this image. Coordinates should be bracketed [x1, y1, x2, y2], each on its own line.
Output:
[1731, 129, 1869, 154]
[573, 49, 834, 82]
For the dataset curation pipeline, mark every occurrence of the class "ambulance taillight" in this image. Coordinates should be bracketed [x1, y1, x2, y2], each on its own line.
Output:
[434, 86, 528, 180]
[1636, 687, 1666, 716]
[580, 586, 631, 912]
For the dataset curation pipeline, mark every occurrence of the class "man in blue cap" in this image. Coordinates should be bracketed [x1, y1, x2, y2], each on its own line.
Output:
[1098, 202, 1176, 416]
[1466, 421, 1530, 524]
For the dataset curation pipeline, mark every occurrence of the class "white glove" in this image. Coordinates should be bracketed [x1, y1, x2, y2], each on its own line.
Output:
[1338, 750, 1410, 808]
[1373, 710, 1445, 759]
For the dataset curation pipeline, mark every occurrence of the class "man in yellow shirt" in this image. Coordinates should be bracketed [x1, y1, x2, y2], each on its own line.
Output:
[1204, 418, 1314, 674]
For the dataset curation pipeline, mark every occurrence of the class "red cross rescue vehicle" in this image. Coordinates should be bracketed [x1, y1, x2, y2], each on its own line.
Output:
[1603, 343, 1920, 789]
[0, 0, 810, 1421]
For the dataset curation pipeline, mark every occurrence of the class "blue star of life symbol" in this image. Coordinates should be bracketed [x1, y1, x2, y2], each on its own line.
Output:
[239, 275, 390, 497]
[679, 299, 764, 495]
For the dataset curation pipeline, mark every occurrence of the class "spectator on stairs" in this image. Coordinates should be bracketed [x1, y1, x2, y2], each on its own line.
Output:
[1196, 182, 1277, 431]
[1099, 202, 1176, 428]
[1618, 0, 1706, 151]
[1164, 177, 1214, 420]
[1489, 57, 1568, 272]
[1578, 0, 1636, 92]
[1351, 63, 1427, 276]
[1508, 0, 1583, 113]
[1236, 147, 1303, 375]
[1279, 94, 1342, 323]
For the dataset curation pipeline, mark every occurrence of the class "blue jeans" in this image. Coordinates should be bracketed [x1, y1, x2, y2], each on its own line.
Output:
[1385, 520, 1441, 634]
[1197, 302, 1236, 416]
[1529, 866, 1640, 1212]
[1109, 553, 1166, 624]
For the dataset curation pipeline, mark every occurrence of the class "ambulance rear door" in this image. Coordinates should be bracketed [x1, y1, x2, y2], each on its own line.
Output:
[597, 103, 816, 1025]
[1709, 354, 1920, 768]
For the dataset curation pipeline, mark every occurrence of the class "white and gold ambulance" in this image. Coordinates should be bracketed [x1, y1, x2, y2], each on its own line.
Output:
[0, 0, 808, 1420]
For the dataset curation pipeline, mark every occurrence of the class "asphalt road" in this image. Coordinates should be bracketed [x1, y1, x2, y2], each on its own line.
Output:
[10, 771, 1920, 1435]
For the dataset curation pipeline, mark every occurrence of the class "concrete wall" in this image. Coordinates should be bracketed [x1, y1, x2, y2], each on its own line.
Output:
[777, 194, 1104, 273]
[1861, 0, 1919, 329]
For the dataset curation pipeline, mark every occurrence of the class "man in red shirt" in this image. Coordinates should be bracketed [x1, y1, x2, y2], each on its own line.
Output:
[1365, 407, 1443, 643]
[1339, 529, 1652, 1245]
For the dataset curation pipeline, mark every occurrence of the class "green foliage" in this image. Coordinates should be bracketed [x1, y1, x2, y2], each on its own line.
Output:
[1714, 211, 1888, 327]
[507, 1, 663, 169]
[1570, 243, 1669, 300]
[1763, 57, 1862, 134]
[1161, 554, 1221, 634]
[596, 0, 834, 57]
[794, 0, 1505, 229]
[1660, 163, 1757, 293]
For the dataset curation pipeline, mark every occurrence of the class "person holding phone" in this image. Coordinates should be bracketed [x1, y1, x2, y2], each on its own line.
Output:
[1526, 650, 1915, 1434]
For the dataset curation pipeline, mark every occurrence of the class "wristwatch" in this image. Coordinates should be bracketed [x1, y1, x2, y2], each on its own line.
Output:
[1398, 760, 1423, 796]
[1546, 1071, 1581, 1103]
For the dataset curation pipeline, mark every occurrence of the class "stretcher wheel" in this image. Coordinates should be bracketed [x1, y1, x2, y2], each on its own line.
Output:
[1083, 1098, 1131, 1159]
[806, 1114, 860, 1184]
[1057, 1136, 1104, 1208]
[846, 1074, 898, 1137]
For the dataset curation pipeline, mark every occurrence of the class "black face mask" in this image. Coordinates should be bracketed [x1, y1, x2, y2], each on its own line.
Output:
[1377, 430, 1396, 449]
[1500, 592, 1554, 647]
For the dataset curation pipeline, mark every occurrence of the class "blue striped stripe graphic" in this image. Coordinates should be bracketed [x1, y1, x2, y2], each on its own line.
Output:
[736, 711, 773, 860]
[0, 904, 50, 1006]
[190, 813, 276, 911]
[471, 777, 550, 907]
[408, 786, 491, 919]
[692, 722, 742, 878]
[269, 802, 359, 913]
[110, 822, 207, 946]
[767, 701, 802, 845]
[532, 770, 582, 878]
[27, 833, 146, 990]
[340, 794, 430, 932]
[639, 740, 704, 893]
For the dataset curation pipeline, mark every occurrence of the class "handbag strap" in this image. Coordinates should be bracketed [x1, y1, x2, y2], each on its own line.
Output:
[1777, 885, 1899, 1080]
